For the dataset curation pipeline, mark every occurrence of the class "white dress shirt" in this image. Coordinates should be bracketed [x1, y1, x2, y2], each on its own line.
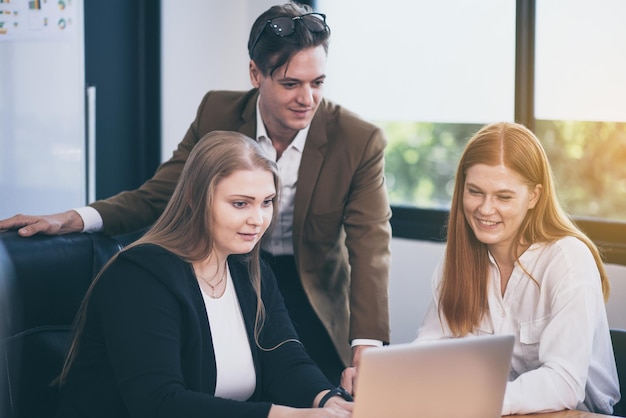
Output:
[74, 205, 103, 232]
[417, 236, 620, 415]
[255, 100, 308, 257]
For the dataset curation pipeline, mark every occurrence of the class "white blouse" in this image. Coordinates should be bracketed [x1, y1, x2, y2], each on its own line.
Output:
[417, 236, 620, 415]
[201, 268, 256, 401]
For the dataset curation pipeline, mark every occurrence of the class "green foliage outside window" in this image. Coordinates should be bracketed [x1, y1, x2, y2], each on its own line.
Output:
[380, 121, 481, 209]
[382, 120, 626, 222]
[536, 120, 626, 221]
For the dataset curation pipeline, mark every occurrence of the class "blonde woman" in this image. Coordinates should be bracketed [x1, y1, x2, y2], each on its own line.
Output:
[56, 131, 352, 418]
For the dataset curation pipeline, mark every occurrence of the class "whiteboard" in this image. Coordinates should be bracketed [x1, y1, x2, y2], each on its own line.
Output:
[0, 0, 86, 218]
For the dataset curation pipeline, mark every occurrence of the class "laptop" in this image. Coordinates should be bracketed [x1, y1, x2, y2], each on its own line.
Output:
[352, 334, 514, 418]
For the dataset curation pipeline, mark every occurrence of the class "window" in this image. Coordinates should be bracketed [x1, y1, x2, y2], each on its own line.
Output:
[317, 0, 516, 211]
[316, 0, 626, 262]
[535, 0, 626, 222]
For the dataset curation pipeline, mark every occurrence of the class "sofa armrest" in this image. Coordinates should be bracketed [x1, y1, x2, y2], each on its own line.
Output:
[0, 231, 123, 418]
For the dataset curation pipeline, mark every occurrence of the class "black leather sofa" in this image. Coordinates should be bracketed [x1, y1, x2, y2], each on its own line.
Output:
[0, 231, 128, 418]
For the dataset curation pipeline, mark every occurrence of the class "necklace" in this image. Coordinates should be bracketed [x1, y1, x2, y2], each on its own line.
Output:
[194, 264, 227, 299]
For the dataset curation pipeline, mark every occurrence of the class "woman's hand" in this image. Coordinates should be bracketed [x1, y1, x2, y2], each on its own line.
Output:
[268, 399, 352, 417]
[319, 396, 353, 415]
[269, 388, 354, 418]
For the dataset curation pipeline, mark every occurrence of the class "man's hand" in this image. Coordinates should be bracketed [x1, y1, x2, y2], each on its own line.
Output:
[351, 345, 371, 369]
[340, 367, 358, 396]
[0, 210, 84, 237]
[341, 344, 376, 396]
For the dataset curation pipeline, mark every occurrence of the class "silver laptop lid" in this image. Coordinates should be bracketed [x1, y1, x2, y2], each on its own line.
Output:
[352, 334, 514, 418]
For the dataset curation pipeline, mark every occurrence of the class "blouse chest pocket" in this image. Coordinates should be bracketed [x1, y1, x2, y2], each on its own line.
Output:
[519, 316, 550, 367]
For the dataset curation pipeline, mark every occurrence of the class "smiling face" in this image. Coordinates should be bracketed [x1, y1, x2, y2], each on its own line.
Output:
[463, 163, 542, 256]
[210, 168, 276, 260]
[250, 45, 326, 141]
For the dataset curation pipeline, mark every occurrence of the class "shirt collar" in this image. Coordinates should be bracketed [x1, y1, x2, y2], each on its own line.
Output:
[255, 96, 309, 151]
[487, 242, 543, 267]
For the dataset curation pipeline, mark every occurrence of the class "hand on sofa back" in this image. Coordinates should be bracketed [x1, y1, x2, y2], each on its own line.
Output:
[0, 231, 123, 418]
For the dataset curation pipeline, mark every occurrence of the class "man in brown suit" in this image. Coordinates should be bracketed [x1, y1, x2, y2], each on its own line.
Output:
[0, 2, 391, 387]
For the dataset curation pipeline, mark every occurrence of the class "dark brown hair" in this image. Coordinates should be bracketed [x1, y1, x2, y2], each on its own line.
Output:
[248, 2, 331, 77]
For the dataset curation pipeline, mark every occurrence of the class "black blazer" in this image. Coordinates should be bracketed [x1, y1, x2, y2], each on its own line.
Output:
[56, 244, 332, 418]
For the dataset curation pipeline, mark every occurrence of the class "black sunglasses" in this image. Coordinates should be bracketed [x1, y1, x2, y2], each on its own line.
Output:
[250, 13, 328, 54]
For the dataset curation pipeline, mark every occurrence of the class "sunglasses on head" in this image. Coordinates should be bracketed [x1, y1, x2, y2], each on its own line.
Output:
[250, 12, 328, 54]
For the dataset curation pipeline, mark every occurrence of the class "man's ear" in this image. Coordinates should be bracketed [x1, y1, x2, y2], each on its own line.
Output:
[249, 60, 261, 88]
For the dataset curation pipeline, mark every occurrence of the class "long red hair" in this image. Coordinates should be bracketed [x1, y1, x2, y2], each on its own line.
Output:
[440, 122, 609, 336]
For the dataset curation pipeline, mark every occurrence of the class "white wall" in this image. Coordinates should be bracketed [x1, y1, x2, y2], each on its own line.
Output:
[389, 239, 445, 343]
[0, 1, 86, 218]
[606, 264, 626, 330]
[161, 1, 626, 343]
[161, 0, 276, 162]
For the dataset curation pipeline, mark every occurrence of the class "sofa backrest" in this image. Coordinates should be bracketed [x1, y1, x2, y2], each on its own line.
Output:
[0, 231, 123, 418]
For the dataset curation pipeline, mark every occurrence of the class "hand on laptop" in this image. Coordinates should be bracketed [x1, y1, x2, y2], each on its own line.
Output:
[342, 343, 379, 396]
[340, 367, 358, 396]
[269, 398, 352, 418]
[320, 396, 354, 415]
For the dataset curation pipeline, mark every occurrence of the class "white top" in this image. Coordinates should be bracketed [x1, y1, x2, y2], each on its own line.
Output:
[200, 267, 256, 401]
[417, 236, 620, 415]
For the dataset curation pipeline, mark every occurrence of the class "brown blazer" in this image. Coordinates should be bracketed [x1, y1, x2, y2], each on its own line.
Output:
[91, 89, 392, 364]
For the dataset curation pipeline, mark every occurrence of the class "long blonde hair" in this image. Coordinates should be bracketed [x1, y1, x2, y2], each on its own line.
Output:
[440, 122, 609, 336]
[58, 131, 280, 384]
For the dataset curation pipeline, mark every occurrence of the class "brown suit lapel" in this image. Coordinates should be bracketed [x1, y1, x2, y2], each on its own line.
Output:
[237, 90, 258, 139]
[292, 103, 329, 257]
